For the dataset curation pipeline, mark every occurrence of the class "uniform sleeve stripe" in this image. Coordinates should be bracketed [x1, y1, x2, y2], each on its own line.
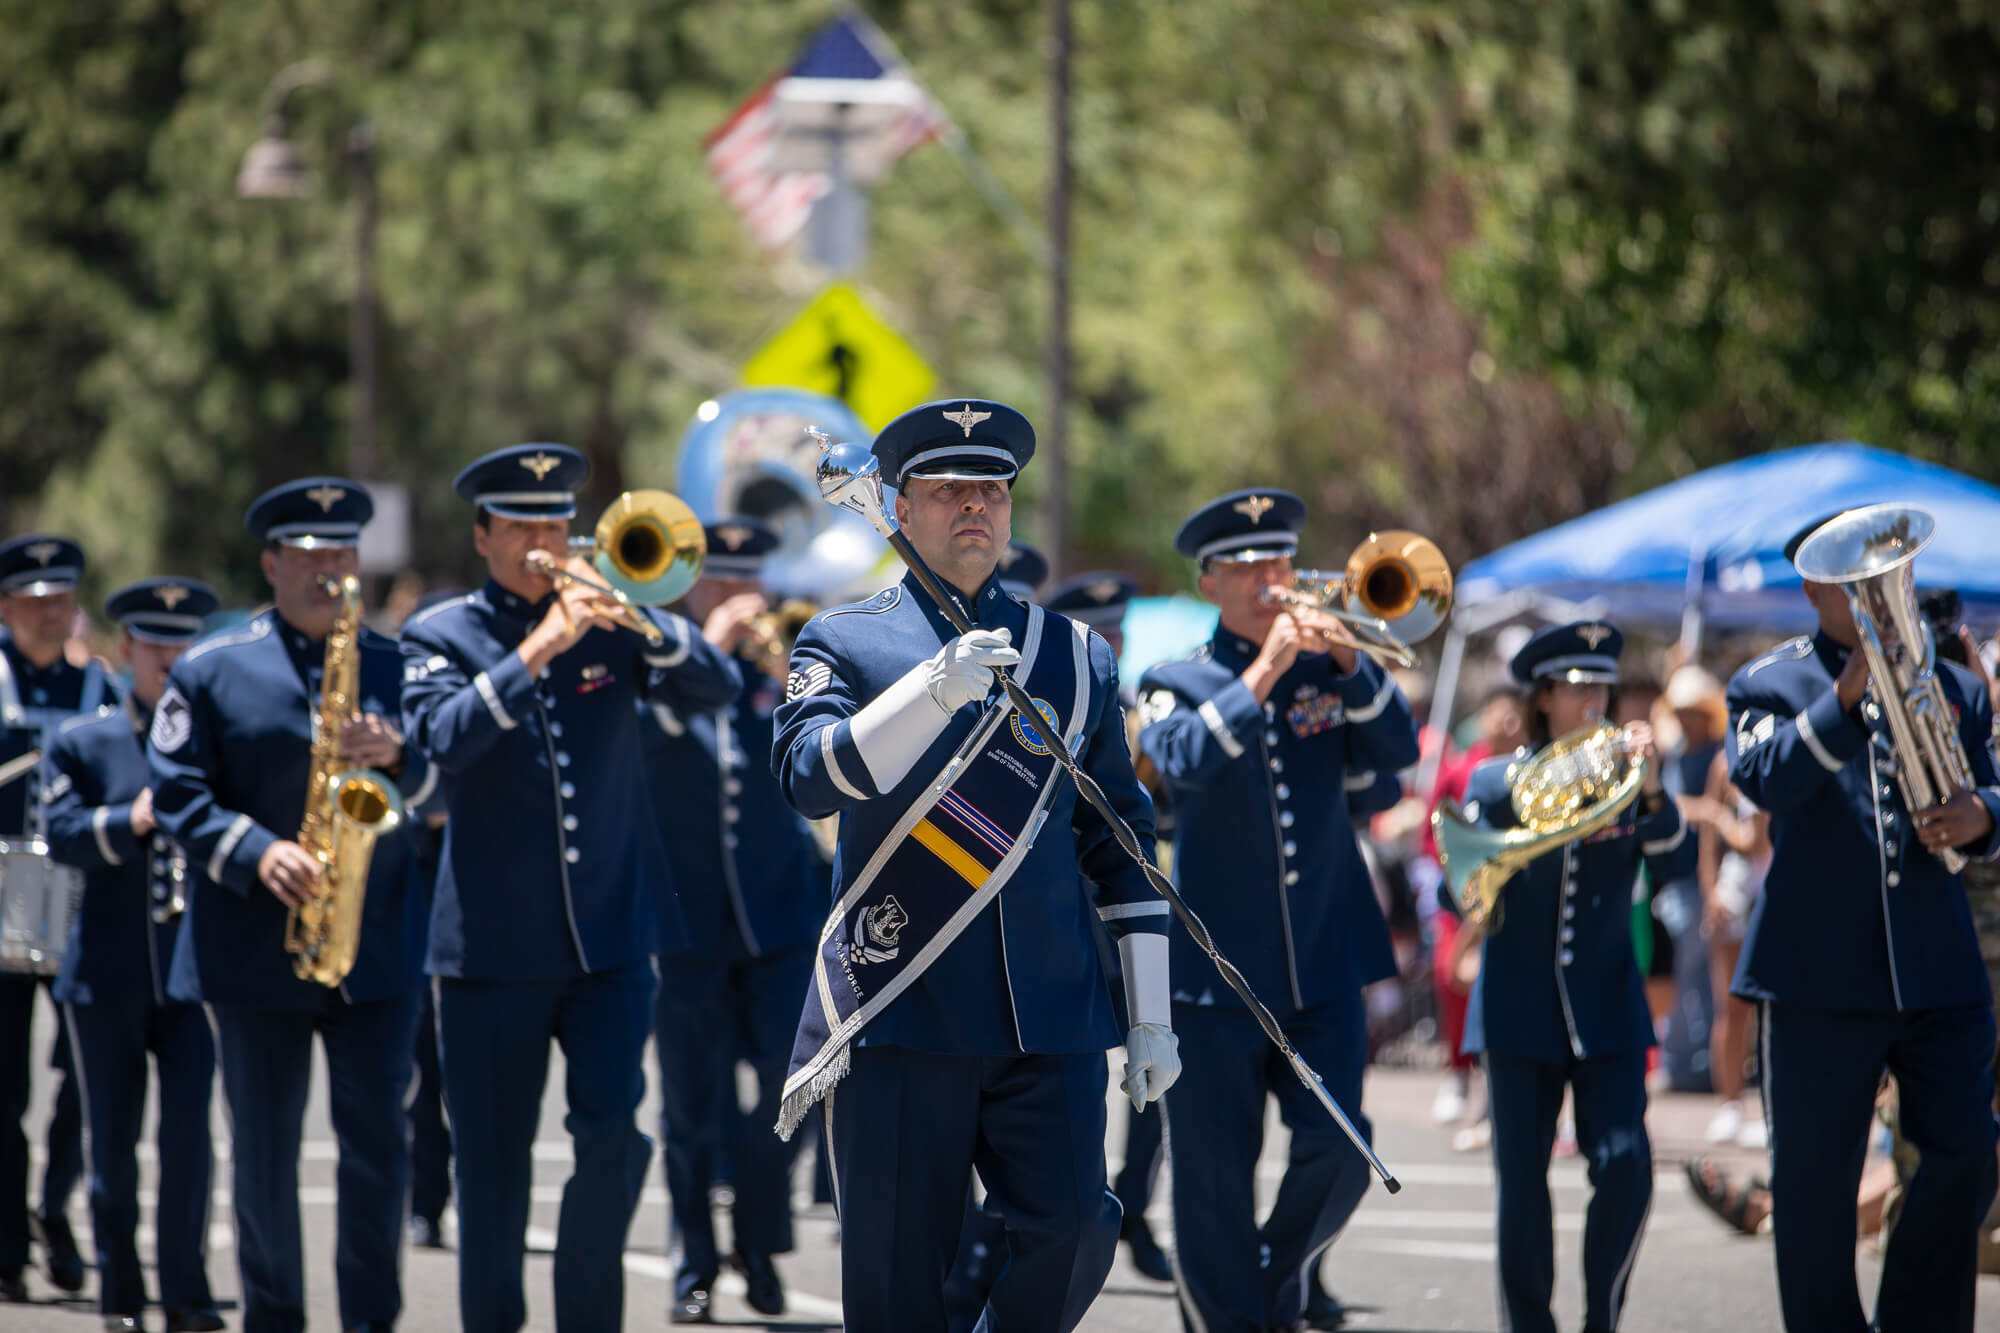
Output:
[91, 806, 123, 866]
[1794, 707, 1842, 773]
[404, 762, 439, 811]
[1098, 901, 1171, 920]
[1641, 822, 1687, 856]
[1197, 699, 1244, 758]
[473, 671, 516, 731]
[208, 813, 253, 883]
[1348, 675, 1397, 723]
[820, 725, 866, 801]
[644, 615, 690, 669]
[1343, 770, 1377, 791]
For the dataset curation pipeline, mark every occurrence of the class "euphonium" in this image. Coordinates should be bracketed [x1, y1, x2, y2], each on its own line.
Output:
[1259, 531, 1454, 668]
[525, 489, 707, 647]
[1793, 503, 1975, 872]
[741, 598, 820, 679]
[1431, 721, 1648, 929]
[287, 574, 403, 987]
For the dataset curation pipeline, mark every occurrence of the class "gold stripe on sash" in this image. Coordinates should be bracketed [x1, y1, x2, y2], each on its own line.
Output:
[910, 817, 990, 889]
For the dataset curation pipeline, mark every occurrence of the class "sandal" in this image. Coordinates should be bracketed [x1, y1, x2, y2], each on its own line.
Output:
[1683, 1155, 1766, 1236]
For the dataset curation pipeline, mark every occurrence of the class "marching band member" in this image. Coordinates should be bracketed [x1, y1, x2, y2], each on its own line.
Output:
[1045, 571, 1174, 1282]
[1726, 519, 2000, 1333]
[44, 577, 224, 1332]
[398, 445, 740, 1333]
[151, 481, 435, 1333]
[1458, 621, 1689, 1333]
[0, 534, 116, 1301]
[641, 516, 826, 1323]
[772, 399, 1178, 1333]
[995, 539, 1049, 602]
[1138, 491, 1419, 1333]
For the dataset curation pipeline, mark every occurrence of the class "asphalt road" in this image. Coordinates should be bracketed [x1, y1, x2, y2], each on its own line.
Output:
[8, 997, 1997, 1331]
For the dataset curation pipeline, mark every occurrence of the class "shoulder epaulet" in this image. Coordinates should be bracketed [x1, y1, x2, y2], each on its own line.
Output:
[403, 592, 479, 632]
[822, 585, 902, 620]
[184, 613, 273, 662]
[54, 705, 117, 735]
[1742, 636, 1812, 679]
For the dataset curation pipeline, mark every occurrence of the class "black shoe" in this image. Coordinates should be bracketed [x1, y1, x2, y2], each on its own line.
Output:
[344, 1323, 394, 1333]
[103, 1319, 143, 1333]
[735, 1251, 785, 1317]
[164, 1310, 225, 1333]
[669, 1270, 714, 1324]
[1302, 1279, 1346, 1330]
[408, 1215, 447, 1250]
[37, 1211, 85, 1293]
[1121, 1215, 1174, 1284]
[0, 1266, 27, 1302]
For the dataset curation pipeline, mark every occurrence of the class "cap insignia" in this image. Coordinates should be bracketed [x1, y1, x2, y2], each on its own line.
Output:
[305, 484, 347, 513]
[1232, 495, 1276, 525]
[1088, 579, 1122, 603]
[1577, 624, 1612, 650]
[519, 451, 562, 481]
[714, 525, 753, 552]
[24, 542, 59, 566]
[156, 584, 190, 610]
[941, 405, 992, 438]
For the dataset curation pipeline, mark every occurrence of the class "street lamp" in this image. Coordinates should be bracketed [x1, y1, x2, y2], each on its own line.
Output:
[238, 61, 379, 483]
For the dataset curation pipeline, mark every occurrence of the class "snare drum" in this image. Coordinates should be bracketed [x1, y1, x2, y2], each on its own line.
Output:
[0, 840, 84, 976]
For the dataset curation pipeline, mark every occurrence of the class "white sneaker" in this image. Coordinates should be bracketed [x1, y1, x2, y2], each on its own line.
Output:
[1736, 1117, 1768, 1150]
[1705, 1101, 1744, 1144]
[1451, 1120, 1492, 1153]
[1432, 1078, 1468, 1124]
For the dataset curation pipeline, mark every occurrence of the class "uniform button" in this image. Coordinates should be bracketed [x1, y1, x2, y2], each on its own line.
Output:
[1265, 731, 1280, 746]
[1269, 759, 1283, 773]
[1880, 786, 1893, 799]
[1561, 949, 1575, 966]
[564, 846, 580, 863]
[725, 779, 742, 796]
[1887, 871, 1901, 887]
[560, 781, 576, 799]
[549, 721, 564, 737]
[1285, 870, 1300, 886]
[1280, 811, 1295, 828]
[1563, 904, 1575, 920]
[724, 806, 739, 823]
[556, 751, 571, 767]
[1263, 702, 1275, 718]
[563, 814, 578, 831]
[1282, 840, 1297, 857]
[724, 833, 739, 850]
[1885, 842, 1899, 857]
[1562, 926, 1574, 943]
[1276, 783, 1290, 799]
[538, 668, 551, 681]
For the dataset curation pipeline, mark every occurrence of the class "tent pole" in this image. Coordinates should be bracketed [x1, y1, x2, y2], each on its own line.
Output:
[1417, 621, 1468, 801]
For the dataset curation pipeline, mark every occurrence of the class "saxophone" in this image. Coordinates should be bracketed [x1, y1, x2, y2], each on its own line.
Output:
[286, 574, 404, 986]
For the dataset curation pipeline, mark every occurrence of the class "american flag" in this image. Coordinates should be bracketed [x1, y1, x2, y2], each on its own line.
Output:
[704, 16, 948, 253]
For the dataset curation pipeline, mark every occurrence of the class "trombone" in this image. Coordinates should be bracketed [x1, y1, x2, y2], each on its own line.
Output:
[1260, 530, 1454, 668]
[525, 490, 707, 647]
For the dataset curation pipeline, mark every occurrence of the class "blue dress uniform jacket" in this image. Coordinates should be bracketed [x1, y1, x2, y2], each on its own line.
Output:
[1136, 630, 1418, 1009]
[150, 611, 435, 1010]
[773, 571, 1164, 1057]
[40, 700, 218, 1319]
[640, 662, 824, 959]
[1727, 631, 2000, 1012]
[1461, 752, 1692, 1064]
[398, 579, 741, 980]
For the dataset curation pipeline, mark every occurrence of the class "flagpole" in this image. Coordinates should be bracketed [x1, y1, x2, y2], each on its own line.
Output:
[1045, 0, 1073, 576]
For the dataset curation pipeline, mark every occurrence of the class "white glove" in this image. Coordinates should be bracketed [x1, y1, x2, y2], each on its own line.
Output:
[1122, 1022, 1181, 1111]
[924, 628, 1020, 712]
[847, 629, 1022, 793]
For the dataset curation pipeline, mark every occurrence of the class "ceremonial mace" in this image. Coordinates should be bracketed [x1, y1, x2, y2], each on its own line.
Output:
[810, 430, 1400, 1193]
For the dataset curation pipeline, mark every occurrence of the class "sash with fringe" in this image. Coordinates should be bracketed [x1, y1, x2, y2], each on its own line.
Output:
[777, 607, 1091, 1139]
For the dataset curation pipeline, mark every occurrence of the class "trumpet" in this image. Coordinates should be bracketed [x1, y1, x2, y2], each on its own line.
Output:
[526, 489, 707, 647]
[740, 598, 820, 679]
[1259, 530, 1453, 668]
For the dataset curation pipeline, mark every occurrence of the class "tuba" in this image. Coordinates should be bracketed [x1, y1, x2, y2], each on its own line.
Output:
[1260, 531, 1454, 668]
[525, 490, 706, 647]
[1431, 721, 1648, 929]
[1792, 503, 1974, 872]
[286, 574, 403, 986]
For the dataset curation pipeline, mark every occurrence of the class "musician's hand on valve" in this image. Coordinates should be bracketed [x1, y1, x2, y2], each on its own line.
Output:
[1916, 789, 1994, 852]
[1122, 1022, 1181, 1111]
[340, 714, 404, 771]
[702, 591, 769, 653]
[258, 840, 323, 910]
[130, 786, 157, 838]
[923, 629, 1020, 713]
[1836, 644, 1872, 711]
[520, 563, 618, 673]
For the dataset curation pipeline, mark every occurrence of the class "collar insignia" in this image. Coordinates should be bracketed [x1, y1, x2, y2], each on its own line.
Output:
[519, 451, 562, 481]
[305, 484, 347, 513]
[1577, 624, 1612, 650]
[156, 584, 190, 610]
[714, 525, 753, 552]
[941, 404, 991, 438]
[24, 542, 60, 566]
[1232, 495, 1276, 525]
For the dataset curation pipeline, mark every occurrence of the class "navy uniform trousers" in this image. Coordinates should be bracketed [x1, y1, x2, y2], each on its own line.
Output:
[653, 945, 812, 1276]
[1763, 1001, 1997, 1333]
[825, 1045, 1119, 1333]
[63, 996, 215, 1315]
[1162, 991, 1371, 1333]
[0, 978, 83, 1273]
[439, 961, 657, 1333]
[408, 983, 451, 1229]
[1485, 1050, 1651, 1333]
[1112, 1100, 1163, 1230]
[211, 993, 420, 1333]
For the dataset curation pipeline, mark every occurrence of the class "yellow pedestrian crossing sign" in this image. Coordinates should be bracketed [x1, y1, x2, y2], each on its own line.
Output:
[741, 284, 936, 431]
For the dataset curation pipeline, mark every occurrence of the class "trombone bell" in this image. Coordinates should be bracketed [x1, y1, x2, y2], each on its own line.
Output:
[1344, 530, 1453, 646]
[569, 489, 708, 606]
